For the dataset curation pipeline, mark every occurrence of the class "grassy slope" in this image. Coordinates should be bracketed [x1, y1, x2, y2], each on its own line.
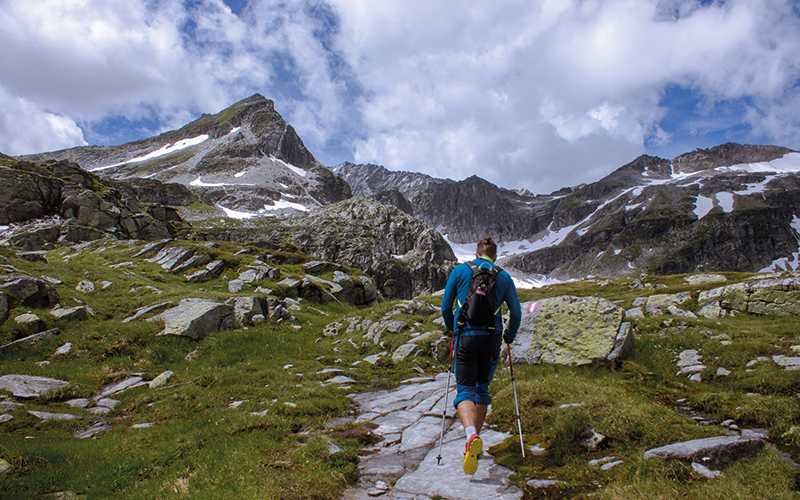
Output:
[486, 277, 800, 499]
[0, 241, 430, 499]
[1, 244, 799, 499]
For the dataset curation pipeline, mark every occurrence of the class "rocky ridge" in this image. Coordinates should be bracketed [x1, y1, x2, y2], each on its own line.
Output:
[0, 154, 453, 301]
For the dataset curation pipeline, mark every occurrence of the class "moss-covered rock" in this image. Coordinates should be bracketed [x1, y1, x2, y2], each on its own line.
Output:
[715, 277, 800, 316]
[511, 295, 631, 365]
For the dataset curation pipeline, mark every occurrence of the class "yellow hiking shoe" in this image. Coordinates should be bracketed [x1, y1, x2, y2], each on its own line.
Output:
[462, 434, 483, 475]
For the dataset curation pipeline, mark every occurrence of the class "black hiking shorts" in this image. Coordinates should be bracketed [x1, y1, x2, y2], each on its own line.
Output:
[453, 332, 502, 407]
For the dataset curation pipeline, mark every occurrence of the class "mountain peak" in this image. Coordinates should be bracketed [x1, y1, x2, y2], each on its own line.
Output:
[17, 94, 350, 214]
[164, 93, 278, 141]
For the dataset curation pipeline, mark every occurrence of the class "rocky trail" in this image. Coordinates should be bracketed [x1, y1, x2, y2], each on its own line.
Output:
[340, 368, 800, 500]
[341, 373, 521, 500]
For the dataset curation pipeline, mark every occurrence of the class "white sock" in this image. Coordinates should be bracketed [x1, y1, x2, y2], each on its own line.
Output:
[465, 426, 477, 438]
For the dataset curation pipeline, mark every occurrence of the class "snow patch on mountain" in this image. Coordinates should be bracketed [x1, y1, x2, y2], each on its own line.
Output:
[735, 177, 773, 195]
[217, 204, 258, 219]
[717, 192, 735, 213]
[264, 200, 309, 212]
[216, 198, 311, 219]
[90, 135, 209, 172]
[270, 156, 307, 177]
[695, 195, 715, 219]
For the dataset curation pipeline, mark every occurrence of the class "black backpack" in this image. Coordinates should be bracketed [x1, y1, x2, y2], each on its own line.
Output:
[457, 261, 501, 332]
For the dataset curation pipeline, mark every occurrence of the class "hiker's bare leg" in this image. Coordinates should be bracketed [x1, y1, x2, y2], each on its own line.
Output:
[458, 401, 488, 434]
[475, 403, 488, 433]
[457, 400, 477, 431]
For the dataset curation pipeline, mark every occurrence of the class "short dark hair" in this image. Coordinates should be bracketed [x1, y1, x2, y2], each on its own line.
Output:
[477, 237, 497, 259]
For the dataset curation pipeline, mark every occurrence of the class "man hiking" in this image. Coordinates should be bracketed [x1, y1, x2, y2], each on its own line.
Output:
[440, 236, 522, 475]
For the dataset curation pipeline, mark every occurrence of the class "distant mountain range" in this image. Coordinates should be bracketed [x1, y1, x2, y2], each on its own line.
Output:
[16, 94, 800, 286]
[333, 143, 800, 283]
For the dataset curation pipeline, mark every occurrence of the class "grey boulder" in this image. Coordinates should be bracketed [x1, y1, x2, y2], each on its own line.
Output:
[0, 276, 59, 307]
[153, 298, 235, 339]
[228, 296, 268, 326]
[510, 295, 632, 365]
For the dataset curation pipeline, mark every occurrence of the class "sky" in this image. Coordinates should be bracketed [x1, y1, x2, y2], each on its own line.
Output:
[1, 0, 800, 195]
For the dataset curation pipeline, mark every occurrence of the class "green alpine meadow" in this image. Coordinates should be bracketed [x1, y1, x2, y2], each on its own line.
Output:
[1, 237, 799, 498]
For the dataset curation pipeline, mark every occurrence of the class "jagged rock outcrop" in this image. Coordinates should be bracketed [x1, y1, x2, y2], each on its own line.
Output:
[331, 162, 447, 203]
[0, 157, 192, 250]
[205, 197, 456, 299]
[369, 189, 414, 216]
[334, 163, 546, 245]
[699, 276, 800, 317]
[21, 94, 351, 214]
[672, 143, 795, 174]
[413, 175, 546, 244]
[503, 144, 800, 280]
[0, 276, 60, 308]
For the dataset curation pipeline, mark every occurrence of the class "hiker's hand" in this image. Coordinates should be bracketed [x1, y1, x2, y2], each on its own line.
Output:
[503, 333, 512, 344]
[446, 329, 454, 337]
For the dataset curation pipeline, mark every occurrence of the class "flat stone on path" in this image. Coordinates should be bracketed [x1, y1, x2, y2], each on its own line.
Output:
[398, 416, 443, 452]
[391, 427, 521, 500]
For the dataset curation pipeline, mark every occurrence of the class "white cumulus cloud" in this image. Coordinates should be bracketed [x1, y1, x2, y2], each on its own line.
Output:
[0, 0, 798, 195]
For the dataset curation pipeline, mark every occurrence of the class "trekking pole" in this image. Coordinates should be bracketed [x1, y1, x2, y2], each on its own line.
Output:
[436, 334, 456, 465]
[507, 344, 526, 464]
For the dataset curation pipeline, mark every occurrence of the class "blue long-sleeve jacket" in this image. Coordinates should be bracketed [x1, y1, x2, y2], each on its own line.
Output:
[441, 257, 522, 341]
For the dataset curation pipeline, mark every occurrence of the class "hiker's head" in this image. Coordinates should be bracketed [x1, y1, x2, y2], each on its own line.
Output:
[476, 237, 497, 260]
